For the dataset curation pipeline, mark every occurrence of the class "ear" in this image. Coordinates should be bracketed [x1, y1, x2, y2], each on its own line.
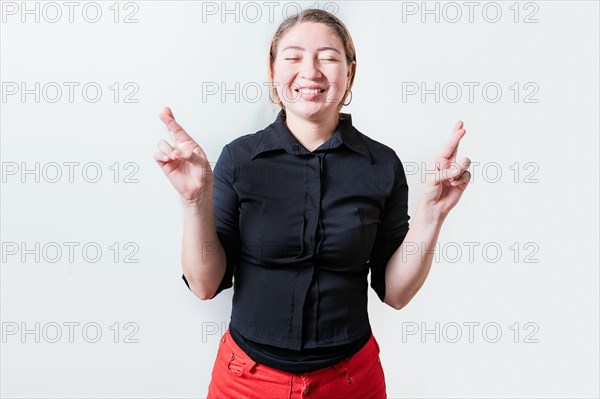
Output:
[347, 60, 356, 81]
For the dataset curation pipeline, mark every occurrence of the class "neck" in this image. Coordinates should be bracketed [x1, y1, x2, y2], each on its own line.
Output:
[284, 109, 340, 152]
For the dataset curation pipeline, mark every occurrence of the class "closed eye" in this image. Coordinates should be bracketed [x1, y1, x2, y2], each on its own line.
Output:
[284, 58, 338, 61]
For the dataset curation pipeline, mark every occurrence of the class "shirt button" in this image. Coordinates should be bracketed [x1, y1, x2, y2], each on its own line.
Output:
[229, 353, 234, 360]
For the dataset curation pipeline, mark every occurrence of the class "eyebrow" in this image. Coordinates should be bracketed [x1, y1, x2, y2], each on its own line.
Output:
[281, 46, 341, 54]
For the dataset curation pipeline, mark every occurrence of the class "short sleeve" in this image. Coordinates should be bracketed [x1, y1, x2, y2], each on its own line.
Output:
[182, 144, 241, 299]
[369, 154, 411, 303]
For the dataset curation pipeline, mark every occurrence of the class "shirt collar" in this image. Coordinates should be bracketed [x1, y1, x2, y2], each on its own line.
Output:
[251, 109, 372, 163]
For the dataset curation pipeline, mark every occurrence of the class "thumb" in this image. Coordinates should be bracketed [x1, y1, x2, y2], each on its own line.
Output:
[432, 165, 461, 184]
[432, 157, 471, 184]
[174, 144, 209, 169]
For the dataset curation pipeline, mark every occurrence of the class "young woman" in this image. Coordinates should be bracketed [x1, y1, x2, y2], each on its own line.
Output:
[154, 8, 471, 399]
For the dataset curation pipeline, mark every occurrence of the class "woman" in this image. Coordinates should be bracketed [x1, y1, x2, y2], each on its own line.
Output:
[154, 8, 471, 399]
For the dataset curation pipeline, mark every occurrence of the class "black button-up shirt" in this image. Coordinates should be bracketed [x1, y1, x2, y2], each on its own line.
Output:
[183, 109, 410, 351]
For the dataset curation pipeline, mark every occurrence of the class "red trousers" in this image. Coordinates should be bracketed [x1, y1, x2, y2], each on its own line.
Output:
[206, 329, 387, 399]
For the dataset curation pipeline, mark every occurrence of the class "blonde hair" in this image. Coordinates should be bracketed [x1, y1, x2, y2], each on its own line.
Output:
[267, 9, 357, 114]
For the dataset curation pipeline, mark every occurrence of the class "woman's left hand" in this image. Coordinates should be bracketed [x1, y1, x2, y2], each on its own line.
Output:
[419, 120, 472, 219]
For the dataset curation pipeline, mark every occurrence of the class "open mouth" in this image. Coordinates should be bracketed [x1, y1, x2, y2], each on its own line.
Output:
[294, 87, 327, 94]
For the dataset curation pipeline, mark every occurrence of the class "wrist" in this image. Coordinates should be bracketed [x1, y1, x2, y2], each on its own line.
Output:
[414, 201, 447, 226]
[181, 191, 213, 211]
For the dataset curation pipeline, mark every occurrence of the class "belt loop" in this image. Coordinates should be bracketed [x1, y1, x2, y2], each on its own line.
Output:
[242, 358, 257, 374]
[334, 358, 355, 385]
[333, 361, 355, 385]
[222, 328, 230, 343]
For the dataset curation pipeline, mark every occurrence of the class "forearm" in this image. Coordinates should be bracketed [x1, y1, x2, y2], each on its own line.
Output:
[181, 190, 227, 300]
[384, 203, 446, 309]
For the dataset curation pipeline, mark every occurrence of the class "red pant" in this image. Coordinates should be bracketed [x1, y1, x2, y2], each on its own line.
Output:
[206, 328, 387, 399]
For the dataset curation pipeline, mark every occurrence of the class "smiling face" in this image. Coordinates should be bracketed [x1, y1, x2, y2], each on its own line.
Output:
[271, 22, 355, 120]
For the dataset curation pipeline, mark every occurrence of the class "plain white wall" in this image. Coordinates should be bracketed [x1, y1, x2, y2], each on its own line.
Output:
[1, 1, 598, 398]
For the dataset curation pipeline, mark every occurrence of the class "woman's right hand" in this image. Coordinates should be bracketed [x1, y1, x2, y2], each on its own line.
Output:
[154, 106, 213, 204]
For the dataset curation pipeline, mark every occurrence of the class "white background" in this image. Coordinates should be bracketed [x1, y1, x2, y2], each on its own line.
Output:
[1, 1, 598, 398]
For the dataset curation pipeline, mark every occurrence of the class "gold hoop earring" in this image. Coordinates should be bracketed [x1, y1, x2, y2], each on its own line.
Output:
[343, 89, 353, 106]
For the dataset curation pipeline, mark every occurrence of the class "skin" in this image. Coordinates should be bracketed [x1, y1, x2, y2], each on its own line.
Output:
[154, 22, 472, 306]
[384, 121, 472, 309]
[154, 107, 227, 300]
[271, 22, 355, 152]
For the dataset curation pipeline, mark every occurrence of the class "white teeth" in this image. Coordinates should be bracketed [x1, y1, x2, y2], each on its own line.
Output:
[297, 88, 324, 94]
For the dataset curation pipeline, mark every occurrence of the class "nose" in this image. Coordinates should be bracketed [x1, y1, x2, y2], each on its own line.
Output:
[300, 56, 322, 81]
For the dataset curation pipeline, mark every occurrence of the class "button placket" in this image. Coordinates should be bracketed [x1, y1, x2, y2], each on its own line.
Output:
[307, 154, 322, 255]
[315, 153, 326, 254]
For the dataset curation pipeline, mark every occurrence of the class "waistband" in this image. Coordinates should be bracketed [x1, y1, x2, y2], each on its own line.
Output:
[221, 328, 381, 378]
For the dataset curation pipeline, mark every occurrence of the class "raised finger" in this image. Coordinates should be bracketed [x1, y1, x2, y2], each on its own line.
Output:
[449, 128, 466, 163]
[158, 139, 175, 158]
[438, 121, 465, 161]
[159, 107, 194, 144]
[450, 170, 471, 186]
[451, 156, 471, 171]
[153, 150, 170, 164]
[440, 156, 471, 183]
[164, 106, 175, 119]
[175, 141, 210, 168]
